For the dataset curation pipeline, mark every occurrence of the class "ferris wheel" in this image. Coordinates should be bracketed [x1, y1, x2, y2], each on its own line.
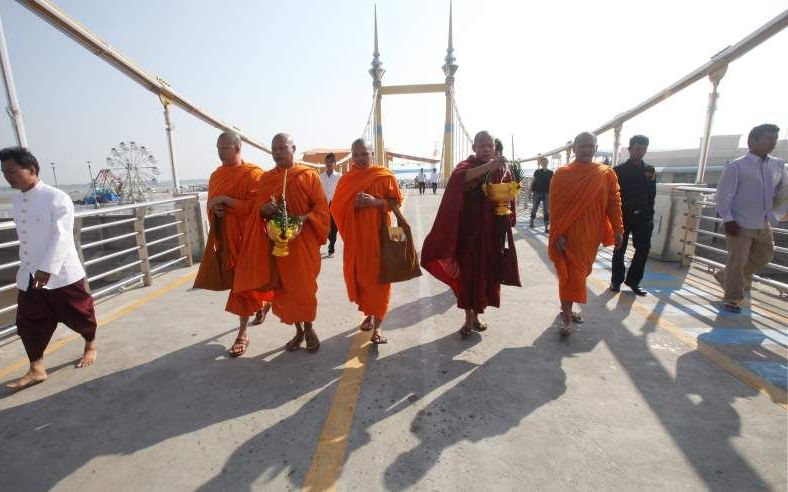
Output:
[106, 141, 161, 202]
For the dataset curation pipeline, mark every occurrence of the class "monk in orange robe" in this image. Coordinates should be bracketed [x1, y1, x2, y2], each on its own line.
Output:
[234, 133, 330, 352]
[548, 132, 624, 336]
[330, 138, 404, 345]
[194, 131, 271, 357]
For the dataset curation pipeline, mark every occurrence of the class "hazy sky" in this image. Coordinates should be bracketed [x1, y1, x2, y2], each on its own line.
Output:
[0, 0, 786, 184]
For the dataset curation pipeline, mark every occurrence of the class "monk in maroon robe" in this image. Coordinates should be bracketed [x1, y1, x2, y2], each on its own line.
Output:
[421, 131, 521, 338]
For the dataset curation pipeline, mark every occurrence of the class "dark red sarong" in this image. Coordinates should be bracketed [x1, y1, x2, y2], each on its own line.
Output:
[16, 277, 97, 361]
[421, 156, 520, 314]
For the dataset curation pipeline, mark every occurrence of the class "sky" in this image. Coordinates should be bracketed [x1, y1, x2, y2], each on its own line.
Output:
[0, 0, 786, 185]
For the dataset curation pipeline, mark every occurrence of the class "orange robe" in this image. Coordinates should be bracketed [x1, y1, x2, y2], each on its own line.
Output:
[330, 164, 403, 319]
[548, 162, 623, 303]
[194, 162, 271, 316]
[234, 165, 330, 324]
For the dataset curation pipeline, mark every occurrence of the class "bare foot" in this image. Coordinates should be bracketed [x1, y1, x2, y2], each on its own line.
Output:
[76, 342, 97, 368]
[7, 369, 47, 390]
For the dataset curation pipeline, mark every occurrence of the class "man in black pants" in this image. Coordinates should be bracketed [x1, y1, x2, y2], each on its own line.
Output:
[610, 135, 656, 296]
[530, 156, 552, 232]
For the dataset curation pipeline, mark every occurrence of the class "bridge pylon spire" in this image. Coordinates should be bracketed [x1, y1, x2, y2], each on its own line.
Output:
[441, 1, 458, 184]
[370, 5, 386, 166]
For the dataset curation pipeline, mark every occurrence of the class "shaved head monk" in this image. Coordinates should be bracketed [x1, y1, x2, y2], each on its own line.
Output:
[234, 133, 330, 352]
[421, 130, 521, 339]
[330, 138, 404, 345]
[193, 131, 270, 357]
[548, 132, 623, 336]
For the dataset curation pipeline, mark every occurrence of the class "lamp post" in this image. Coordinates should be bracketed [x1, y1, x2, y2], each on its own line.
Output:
[87, 160, 99, 209]
[50, 162, 59, 188]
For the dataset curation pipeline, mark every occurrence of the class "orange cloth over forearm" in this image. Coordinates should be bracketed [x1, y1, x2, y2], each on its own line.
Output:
[234, 165, 329, 324]
[330, 164, 403, 319]
[548, 162, 623, 303]
[196, 162, 271, 315]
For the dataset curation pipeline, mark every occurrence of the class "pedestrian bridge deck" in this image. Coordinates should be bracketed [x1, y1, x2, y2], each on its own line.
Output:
[0, 189, 785, 491]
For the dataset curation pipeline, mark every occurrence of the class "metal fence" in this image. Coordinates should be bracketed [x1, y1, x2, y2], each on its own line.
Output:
[679, 186, 787, 298]
[0, 195, 202, 339]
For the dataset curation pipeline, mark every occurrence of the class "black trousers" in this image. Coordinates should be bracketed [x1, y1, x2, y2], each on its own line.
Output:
[431, 183, 438, 194]
[611, 219, 653, 287]
[328, 202, 338, 254]
[418, 182, 426, 194]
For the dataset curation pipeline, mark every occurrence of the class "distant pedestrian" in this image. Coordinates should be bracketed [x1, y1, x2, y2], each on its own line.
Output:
[610, 135, 656, 296]
[530, 156, 553, 232]
[1, 147, 98, 390]
[715, 123, 786, 313]
[430, 168, 439, 194]
[417, 168, 426, 195]
[320, 153, 341, 257]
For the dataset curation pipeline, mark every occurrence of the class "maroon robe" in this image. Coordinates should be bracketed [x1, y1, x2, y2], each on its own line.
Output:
[421, 156, 520, 313]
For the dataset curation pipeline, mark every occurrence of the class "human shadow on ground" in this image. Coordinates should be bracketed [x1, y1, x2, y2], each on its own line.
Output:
[383, 289, 456, 331]
[196, 331, 483, 490]
[384, 280, 770, 490]
[0, 327, 357, 490]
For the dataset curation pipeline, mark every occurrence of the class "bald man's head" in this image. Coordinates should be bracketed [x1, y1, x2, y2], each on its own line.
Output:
[572, 132, 597, 163]
[271, 132, 296, 168]
[217, 131, 242, 165]
[472, 131, 496, 162]
[351, 138, 372, 168]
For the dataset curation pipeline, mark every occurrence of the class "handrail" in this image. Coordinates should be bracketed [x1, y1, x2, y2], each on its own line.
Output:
[0, 195, 200, 339]
[519, 9, 788, 163]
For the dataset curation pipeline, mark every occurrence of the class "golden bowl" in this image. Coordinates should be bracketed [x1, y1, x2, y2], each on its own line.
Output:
[266, 221, 299, 257]
[482, 182, 521, 215]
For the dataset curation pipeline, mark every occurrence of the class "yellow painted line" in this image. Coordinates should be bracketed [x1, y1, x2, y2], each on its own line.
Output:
[303, 330, 371, 492]
[587, 276, 787, 408]
[0, 271, 197, 380]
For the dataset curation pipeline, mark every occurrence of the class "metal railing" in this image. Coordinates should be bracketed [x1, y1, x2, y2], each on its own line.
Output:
[0, 195, 200, 339]
[678, 186, 787, 298]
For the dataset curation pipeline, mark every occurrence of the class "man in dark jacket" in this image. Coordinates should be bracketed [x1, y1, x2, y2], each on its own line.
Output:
[610, 135, 656, 296]
[530, 156, 553, 232]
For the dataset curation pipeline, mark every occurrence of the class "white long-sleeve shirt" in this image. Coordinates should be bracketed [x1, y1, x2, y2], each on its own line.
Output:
[12, 181, 86, 290]
[320, 171, 341, 202]
[716, 152, 786, 229]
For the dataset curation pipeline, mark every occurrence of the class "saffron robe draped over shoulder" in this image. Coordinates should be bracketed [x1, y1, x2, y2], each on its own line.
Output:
[234, 165, 330, 324]
[421, 156, 519, 313]
[330, 164, 403, 319]
[548, 161, 624, 303]
[194, 162, 270, 316]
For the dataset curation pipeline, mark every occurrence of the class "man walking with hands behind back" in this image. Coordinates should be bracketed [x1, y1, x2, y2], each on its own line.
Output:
[715, 123, 786, 313]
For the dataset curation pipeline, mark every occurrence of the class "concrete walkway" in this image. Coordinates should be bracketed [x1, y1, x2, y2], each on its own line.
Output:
[0, 189, 785, 491]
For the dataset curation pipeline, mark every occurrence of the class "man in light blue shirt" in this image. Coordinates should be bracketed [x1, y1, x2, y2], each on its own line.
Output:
[715, 123, 786, 312]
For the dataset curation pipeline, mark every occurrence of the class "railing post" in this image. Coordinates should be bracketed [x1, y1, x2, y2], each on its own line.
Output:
[680, 190, 702, 267]
[73, 216, 90, 293]
[695, 64, 727, 184]
[612, 123, 623, 166]
[176, 202, 194, 267]
[134, 207, 153, 286]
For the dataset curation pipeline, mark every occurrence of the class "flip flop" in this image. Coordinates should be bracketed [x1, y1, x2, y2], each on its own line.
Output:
[371, 333, 388, 345]
[359, 316, 373, 331]
[229, 337, 249, 357]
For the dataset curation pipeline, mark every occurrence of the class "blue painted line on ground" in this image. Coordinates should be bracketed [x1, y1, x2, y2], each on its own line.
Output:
[740, 361, 788, 390]
[696, 328, 788, 347]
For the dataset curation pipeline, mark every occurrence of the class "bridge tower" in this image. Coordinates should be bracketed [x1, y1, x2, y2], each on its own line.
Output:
[369, 4, 458, 184]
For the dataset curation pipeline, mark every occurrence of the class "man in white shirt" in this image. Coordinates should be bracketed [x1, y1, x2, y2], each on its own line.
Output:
[429, 168, 439, 194]
[0, 147, 97, 390]
[417, 168, 426, 195]
[715, 124, 786, 313]
[320, 153, 341, 257]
